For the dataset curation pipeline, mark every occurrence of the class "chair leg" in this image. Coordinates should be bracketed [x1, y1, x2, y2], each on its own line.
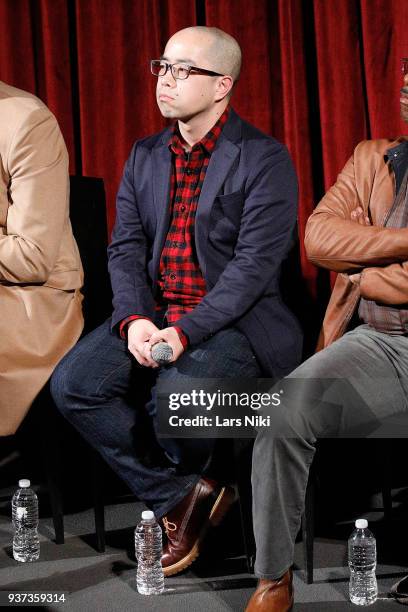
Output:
[302, 472, 315, 584]
[38, 408, 65, 545]
[375, 440, 392, 522]
[44, 452, 65, 544]
[381, 449, 392, 522]
[233, 439, 255, 573]
[90, 449, 106, 553]
[237, 487, 256, 573]
[381, 482, 393, 522]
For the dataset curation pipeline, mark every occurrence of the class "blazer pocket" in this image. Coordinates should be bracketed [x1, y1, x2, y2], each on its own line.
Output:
[208, 189, 244, 244]
[215, 190, 245, 228]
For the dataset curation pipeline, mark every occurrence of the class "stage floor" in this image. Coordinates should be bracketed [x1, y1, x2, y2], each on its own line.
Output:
[0, 482, 407, 612]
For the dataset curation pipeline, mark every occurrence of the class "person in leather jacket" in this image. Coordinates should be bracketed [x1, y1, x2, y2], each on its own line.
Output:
[246, 70, 408, 612]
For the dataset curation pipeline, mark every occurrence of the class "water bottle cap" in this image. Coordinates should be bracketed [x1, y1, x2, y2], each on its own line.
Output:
[18, 479, 30, 488]
[355, 518, 368, 529]
[142, 510, 155, 521]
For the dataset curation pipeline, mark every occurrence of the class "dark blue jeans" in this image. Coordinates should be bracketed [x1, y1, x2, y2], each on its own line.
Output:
[51, 318, 260, 517]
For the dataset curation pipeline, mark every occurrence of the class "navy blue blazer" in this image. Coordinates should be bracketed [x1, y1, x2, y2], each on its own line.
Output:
[108, 108, 302, 379]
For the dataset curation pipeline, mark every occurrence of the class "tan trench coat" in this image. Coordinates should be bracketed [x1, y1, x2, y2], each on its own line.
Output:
[0, 81, 84, 435]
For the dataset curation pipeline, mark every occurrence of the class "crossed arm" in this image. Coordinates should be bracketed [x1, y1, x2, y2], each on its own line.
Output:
[305, 147, 408, 305]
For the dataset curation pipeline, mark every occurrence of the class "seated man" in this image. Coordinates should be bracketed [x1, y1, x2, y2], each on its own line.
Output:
[51, 26, 302, 576]
[246, 70, 408, 612]
[0, 81, 83, 437]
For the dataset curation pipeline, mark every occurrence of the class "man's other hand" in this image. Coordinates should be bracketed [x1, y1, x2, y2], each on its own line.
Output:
[347, 207, 370, 284]
[350, 206, 371, 226]
[348, 273, 361, 285]
[127, 319, 160, 368]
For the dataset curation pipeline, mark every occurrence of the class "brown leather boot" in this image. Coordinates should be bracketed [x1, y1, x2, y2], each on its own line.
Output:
[245, 569, 293, 612]
[160, 477, 235, 576]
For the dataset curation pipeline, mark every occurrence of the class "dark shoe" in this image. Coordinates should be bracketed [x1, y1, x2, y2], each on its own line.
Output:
[245, 569, 293, 612]
[160, 477, 235, 576]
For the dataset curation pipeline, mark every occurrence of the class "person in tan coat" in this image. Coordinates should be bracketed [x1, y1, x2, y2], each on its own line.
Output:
[0, 81, 83, 436]
[246, 72, 408, 611]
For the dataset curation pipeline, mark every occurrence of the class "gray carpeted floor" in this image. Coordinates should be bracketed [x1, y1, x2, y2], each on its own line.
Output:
[1, 479, 407, 612]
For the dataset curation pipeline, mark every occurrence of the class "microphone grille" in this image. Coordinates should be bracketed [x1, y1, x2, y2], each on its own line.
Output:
[151, 342, 173, 364]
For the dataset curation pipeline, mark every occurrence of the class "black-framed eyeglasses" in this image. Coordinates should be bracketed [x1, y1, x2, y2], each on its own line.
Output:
[150, 59, 224, 80]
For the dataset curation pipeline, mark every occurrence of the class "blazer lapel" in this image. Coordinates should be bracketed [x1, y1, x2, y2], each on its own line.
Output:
[195, 134, 240, 278]
[151, 139, 172, 282]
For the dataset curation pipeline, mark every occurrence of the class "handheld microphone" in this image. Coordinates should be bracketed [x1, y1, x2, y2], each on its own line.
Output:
[151, 342, 173, 364]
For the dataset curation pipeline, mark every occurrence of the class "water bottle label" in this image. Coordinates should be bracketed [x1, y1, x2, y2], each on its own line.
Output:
[16, 507, 28, 520]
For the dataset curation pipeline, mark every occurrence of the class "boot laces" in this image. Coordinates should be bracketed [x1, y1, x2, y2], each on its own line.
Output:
[163, 517, 177, 536]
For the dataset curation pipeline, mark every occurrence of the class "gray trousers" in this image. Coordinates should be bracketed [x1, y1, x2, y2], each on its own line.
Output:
[252, 324, 408, 579]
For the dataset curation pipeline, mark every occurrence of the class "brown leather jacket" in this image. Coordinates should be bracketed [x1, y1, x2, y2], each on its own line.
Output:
[305, 137, 408, 350]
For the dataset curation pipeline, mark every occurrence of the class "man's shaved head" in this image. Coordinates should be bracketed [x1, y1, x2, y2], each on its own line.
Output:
[157, 26, 240, 125]
[167, 26, 242, 83]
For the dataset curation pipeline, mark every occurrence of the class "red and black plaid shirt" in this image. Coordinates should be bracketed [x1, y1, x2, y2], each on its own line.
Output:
[120, 106, 230, 345]
[159, 106, 230, 324]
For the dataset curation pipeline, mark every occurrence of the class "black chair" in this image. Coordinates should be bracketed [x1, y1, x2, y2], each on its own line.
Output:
[69, 176, 112, 335]
[301, 441, 393, 584]
[235, 439, 393, 584]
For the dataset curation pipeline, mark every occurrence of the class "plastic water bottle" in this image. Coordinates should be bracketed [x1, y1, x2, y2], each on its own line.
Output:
[12, 479, 40, 562]
[348, 519, 377, 605]
[135, 510, 164, 595]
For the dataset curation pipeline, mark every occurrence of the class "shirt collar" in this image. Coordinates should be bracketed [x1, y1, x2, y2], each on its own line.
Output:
[168, 106, 230, 155]
[386, 139, 408, 165]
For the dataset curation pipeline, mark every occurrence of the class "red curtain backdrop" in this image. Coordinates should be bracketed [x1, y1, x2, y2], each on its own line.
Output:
[1, 0, 407, 304]
[74, 0, 196, 232]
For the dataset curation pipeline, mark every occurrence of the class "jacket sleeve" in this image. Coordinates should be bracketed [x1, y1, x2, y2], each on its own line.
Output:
[108, 144, 156, 329]
[305, 143, 408, 272]
[359, 262, 408, 304]
[0, 107, 69, 283]
[175, 145, 298, 346]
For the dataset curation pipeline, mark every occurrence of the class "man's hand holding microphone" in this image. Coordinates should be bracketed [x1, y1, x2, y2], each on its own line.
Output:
[127, 319, 184, 368]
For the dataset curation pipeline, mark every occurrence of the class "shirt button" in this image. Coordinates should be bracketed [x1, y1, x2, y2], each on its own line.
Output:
[180, 205, 186, 212]
[186, 168, 192, 175]
[170, 273, 176, 280]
